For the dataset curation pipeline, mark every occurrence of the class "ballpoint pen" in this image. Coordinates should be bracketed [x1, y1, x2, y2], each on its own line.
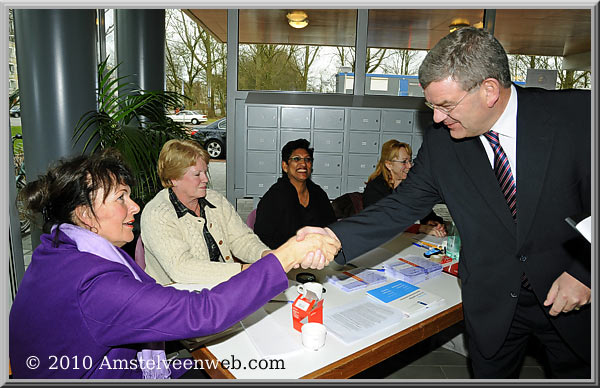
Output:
[412, 242, 428, 249]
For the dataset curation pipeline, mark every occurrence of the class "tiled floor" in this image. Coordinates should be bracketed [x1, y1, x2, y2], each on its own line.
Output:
[352, 327, 548, 379]
[16, 158, 550, 380]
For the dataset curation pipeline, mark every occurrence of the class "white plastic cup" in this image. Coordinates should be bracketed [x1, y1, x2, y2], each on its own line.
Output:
[296, 282, 324, 300]
[301, 322, 327, 351]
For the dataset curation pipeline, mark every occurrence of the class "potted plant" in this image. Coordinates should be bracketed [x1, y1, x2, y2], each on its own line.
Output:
[74, 58, 190, 206]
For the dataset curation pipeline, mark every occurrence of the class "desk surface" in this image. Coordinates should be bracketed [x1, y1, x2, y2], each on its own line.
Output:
[191, 233, 463, 379]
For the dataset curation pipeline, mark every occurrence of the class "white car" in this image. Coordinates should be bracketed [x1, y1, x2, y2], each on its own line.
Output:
[167, 110, 207, 125]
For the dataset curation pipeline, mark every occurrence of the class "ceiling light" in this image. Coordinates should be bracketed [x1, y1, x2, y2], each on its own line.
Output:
[449, 18, 470, 33]
[286, 10, 308, 29]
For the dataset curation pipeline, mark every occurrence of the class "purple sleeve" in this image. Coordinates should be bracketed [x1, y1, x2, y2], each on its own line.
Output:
[79, 254, 288, 347]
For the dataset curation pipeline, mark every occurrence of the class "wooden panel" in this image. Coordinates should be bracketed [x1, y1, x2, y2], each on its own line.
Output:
[190, 347, 236, 379]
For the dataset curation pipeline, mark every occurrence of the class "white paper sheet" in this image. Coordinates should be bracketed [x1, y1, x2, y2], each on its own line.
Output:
[323, 297, 404, 344]
[240, 307, 303, 359]
[417, 234, 446, 248]
[576, 216, 591, 243]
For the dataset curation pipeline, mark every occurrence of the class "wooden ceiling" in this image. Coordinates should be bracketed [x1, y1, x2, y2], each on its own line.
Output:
[184, 8, 591, 57]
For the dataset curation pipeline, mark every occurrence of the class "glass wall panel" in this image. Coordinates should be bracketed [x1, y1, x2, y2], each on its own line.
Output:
[165, 9, 228, 119]
[365, 9, 484, 96]
[364, 9, 591, 94]
[495, 9, 591, 90]
[238, 9, 357, 93]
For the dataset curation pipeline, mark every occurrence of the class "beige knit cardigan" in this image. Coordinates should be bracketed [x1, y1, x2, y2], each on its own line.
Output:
[140, 188, 269, 285]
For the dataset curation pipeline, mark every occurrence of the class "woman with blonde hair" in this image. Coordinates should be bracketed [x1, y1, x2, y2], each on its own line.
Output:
[141, 139, 275, 285]
[364, 139, 446, 237]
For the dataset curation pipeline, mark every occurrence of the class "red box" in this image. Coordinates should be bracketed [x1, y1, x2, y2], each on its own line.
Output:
[291, 294, 323, 332]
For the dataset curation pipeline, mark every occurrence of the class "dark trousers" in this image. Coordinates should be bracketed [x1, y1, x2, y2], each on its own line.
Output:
[468, 285, 590, 379]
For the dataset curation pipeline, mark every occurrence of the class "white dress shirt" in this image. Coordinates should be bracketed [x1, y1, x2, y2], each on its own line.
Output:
[479, 84, 518, 185]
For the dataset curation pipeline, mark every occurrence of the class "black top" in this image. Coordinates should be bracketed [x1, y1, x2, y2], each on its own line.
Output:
[363, 174, 443, 224]
[363, 174, 392, 209]
[254, 176, 337, 249]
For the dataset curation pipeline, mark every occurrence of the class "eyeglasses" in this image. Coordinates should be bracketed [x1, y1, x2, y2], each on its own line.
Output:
[424, 86, 477, 116]
[288, 156, 313, 164]
[389, 159, 413, 165]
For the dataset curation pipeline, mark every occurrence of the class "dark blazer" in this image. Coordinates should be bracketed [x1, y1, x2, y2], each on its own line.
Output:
[329, 86, 591, 361]
[255, 176, 337, 249]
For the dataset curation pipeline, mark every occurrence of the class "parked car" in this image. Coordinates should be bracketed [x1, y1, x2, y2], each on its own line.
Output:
[166, 110, 207, 125]
[10, 106, 20, 118]
[191, 118, 226, 159]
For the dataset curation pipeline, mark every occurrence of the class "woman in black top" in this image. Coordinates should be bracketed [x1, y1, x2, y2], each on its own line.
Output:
[254, 139, 337, 249]
[364, 139, 446, 237]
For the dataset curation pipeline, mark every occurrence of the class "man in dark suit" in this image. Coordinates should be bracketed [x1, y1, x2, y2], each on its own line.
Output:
[298, 27, 591, 378]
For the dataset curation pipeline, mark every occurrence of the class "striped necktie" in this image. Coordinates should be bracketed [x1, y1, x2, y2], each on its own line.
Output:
[483, 130, 517, 220]
[484, 131, 531, 289]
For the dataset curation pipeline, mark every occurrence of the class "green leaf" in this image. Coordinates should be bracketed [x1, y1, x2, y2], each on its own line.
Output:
[73, 57, 189, 204]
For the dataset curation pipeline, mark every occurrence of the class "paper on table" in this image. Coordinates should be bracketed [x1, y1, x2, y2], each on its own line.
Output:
[416, 234, 445, 248]
[566, 215, 591, 243]
[240, 307, 303, 358]
[323, 297, 404, 344]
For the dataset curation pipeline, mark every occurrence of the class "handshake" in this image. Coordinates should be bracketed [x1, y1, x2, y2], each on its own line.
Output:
[272, 227, 341, 272]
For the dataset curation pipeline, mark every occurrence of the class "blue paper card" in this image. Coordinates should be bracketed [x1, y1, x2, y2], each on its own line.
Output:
[366, 280, 420, 303]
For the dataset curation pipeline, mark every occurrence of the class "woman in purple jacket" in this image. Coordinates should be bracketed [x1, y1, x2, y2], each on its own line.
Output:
[9, 149, 338, 379]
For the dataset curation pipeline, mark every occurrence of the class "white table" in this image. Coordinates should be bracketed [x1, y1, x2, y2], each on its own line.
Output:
[190, 233, 463, 379]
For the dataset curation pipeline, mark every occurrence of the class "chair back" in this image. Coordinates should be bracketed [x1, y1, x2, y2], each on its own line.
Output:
[246, 208, 257, 230]
[332, 192, 364, 219]
[134, 235, 146, 270]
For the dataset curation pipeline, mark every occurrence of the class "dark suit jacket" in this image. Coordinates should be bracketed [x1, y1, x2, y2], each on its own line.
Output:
[329, 86, 591, 361]
[363, 174, 444, 224]
[255, 176, 337, 249]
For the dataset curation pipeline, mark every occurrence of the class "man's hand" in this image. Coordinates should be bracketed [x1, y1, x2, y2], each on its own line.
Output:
[544, 271, 591, 316]
[295, 226, 341, 269]
[272, 233, 340, 272]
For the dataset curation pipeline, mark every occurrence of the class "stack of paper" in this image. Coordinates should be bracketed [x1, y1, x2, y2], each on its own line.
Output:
[383, 255, 442, 284]
[323, 297, 405, 344]
[327, 268, 387, 292]
[240, 308, 303, 358]
[367, 280, 445, 317]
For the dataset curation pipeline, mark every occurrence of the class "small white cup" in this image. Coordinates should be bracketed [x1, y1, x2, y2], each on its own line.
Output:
[301, 322, 327, 351]
[296, 282, 324, 300]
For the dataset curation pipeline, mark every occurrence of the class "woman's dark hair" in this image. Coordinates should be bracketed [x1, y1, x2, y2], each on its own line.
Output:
[19, 148, 135, 238]
[281, 138, 313, 162]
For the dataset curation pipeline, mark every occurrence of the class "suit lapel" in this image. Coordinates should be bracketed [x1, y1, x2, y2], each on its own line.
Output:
[453, 136, 517, 235]
[514, 87, 554, 247]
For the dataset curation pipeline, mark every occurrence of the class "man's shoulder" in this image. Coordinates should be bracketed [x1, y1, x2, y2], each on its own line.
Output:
[516, 85, 590, 105]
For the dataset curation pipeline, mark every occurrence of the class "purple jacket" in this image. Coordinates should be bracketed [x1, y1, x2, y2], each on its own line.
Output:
[9, 230, 288, 378]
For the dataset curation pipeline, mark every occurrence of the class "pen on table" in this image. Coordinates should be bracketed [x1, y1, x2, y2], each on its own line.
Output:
[412, 242, 428, 249]
[413, 239, 440, 249]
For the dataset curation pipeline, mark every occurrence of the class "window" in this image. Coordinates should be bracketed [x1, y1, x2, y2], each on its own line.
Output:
[165, 9, 227, 117]
[237, 9, 357, 93]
